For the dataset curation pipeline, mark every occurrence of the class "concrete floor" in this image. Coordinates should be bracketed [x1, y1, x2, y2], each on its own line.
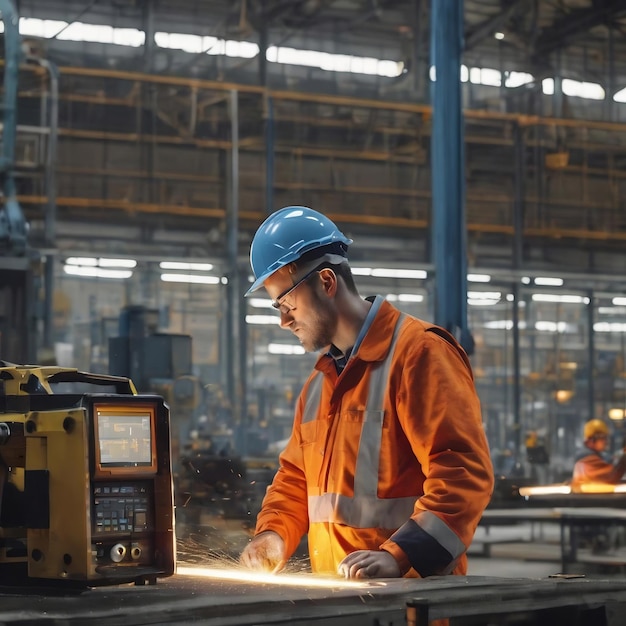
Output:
[468, 522, 626, 579]
[468, 549, 569, 579]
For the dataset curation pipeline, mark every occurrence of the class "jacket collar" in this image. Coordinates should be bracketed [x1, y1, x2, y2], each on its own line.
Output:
[315, 296, 401, 373]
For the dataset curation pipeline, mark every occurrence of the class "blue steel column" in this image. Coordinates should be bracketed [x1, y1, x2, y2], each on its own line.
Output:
[226, 89, 248, 454]
[265, 95, 275, 214]
[39, 59, 59, 352]
[430, 0, 473, 354]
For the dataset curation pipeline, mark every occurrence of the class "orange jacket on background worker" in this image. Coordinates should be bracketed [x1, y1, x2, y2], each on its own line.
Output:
[572, 450, 626, 486]
[571, 418, 626, 491]
[254, 298, 494, 577]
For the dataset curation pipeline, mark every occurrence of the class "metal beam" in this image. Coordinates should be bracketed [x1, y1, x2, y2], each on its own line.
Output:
[465, 0, 528, 51]
[534, 0, 626, 57]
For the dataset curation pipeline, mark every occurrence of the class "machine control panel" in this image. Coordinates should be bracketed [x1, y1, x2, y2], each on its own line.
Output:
[92, 482, 153, 535]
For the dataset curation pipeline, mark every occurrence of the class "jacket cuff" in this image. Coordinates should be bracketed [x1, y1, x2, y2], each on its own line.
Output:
[380, 539, 417, 577]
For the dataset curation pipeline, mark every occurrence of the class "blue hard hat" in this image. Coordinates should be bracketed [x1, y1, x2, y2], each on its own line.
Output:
[245, 206, 352, 296]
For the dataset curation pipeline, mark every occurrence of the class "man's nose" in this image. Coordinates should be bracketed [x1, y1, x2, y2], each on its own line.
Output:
[279, 309, 294, 328]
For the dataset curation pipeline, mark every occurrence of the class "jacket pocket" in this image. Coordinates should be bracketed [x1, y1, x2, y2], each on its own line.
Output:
[299, 419, 324, 481]
[327, 410, 384, 493]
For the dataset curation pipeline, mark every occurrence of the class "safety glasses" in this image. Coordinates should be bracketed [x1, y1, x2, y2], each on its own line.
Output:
[271, 267, 321, 314]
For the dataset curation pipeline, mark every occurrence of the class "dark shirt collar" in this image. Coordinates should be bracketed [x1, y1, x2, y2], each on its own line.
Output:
[326, 295, 383, 374]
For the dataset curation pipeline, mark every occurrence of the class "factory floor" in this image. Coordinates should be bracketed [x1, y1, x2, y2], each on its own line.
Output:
[469, 523, 626, 579]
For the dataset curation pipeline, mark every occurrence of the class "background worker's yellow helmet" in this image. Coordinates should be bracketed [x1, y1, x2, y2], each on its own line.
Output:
[584, 419, 610, 441]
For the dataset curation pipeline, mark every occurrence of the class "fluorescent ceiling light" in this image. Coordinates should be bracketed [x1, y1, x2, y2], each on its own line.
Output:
[160, 261, 213, 271]
[160, 273, 220, 284]
[63, 265, 132, 279]
[246, 315, 280, 325]
[372, 268, 426, 279]
[534, 277, 563, 286]
[352, 267, 427, 279]
[594, 322, 626, 333]
[397, 293, 424, 302]
[542, 78, 554, 95]
[470, 67, 501, 87]
[598, 306, 626, 315]
[248, 298, 274, 309]
[505, 71, 533, 88]
[98, 258, 137, 268]
[66, 256, 97, 266]
[65, 256, 136, 268]
[483, 320, 529, 330]
[268, 343, 305, 355]
[467, 274, 491, 283]
[398, 293, 424, 302]
[468, 299, 500, 306]
[468, 291, 501, 300]
[535, 321, 567, 333]
[612, 297, 626, 306]
[11, 17, 616, 100]
[385, 293, 424, 303]
[531, 294, 588, 304]
[562, 78, 604, 101]
[484, 320, 513, 330]
[468, 291, 502, 304]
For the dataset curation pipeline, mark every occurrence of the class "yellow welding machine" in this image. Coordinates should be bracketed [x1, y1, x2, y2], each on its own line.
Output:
[0, 363, 175, 586]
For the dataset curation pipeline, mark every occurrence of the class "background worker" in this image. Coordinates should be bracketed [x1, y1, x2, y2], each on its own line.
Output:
[239, 206, 494, 580]
[572, 419, 626, 489]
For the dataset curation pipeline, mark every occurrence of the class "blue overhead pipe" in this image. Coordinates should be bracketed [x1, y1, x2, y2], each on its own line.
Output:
[430, 0, 473, 354]
[0, 0, 27, 255]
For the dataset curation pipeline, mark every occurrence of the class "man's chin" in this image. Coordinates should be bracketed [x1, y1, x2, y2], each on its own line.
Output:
[307, 342, 331, 354]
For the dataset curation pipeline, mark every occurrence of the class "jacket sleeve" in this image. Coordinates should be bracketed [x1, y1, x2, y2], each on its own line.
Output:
[574, 453, 626, 484]
[381, 327, 494, 577]
[253, 390, 310, 560]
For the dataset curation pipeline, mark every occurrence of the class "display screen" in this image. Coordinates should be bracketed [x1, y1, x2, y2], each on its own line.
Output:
[94, 404, 157, 474]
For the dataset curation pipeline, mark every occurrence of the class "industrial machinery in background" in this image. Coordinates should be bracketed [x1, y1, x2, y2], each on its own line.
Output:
[0, 0, 42, 365]
[0, 362, 175, 585]
[108, 305, 269, 527]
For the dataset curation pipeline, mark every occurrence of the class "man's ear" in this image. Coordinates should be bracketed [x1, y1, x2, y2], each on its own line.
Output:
[318, 267, 337, 297]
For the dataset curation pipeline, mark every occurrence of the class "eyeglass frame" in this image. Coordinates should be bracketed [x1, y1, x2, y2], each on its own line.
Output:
[271, 264, 327, 313]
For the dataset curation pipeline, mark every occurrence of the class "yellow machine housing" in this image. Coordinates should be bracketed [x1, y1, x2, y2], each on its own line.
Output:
[0, 364, 175, 585]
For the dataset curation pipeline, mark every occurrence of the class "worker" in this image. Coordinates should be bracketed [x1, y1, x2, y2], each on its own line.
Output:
[238, 206, 494, 580]
[572, 419, 626, 489]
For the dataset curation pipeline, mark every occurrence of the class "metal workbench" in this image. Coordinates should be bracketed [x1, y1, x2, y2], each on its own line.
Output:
[480, 507, 626, 571]
[2, 570, 626, 625]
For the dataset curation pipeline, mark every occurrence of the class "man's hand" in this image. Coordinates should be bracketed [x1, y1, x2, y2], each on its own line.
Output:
[337, 550, 401, 579]
[239, 531, 286, 573]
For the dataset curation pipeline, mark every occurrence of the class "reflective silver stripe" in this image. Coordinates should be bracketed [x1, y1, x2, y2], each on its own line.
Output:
[413, 510, 466, 559]
[302, 372, 323, 424]
[308, 492, 416, 528]
[353, 313, 406, 497]
[308, 313, 409, 527]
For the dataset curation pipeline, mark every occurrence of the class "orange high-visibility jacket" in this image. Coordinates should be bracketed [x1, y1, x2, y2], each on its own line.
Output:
[255, 298, 494, 577]
[572, 449, 626, 486]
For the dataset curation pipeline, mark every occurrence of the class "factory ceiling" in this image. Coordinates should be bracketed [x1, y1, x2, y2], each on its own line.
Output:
[4, 0, 626, 280]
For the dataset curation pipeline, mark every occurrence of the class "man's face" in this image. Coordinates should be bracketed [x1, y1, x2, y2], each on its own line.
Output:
[588, 434, 608, 452]
[264, 266, 337, 353]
